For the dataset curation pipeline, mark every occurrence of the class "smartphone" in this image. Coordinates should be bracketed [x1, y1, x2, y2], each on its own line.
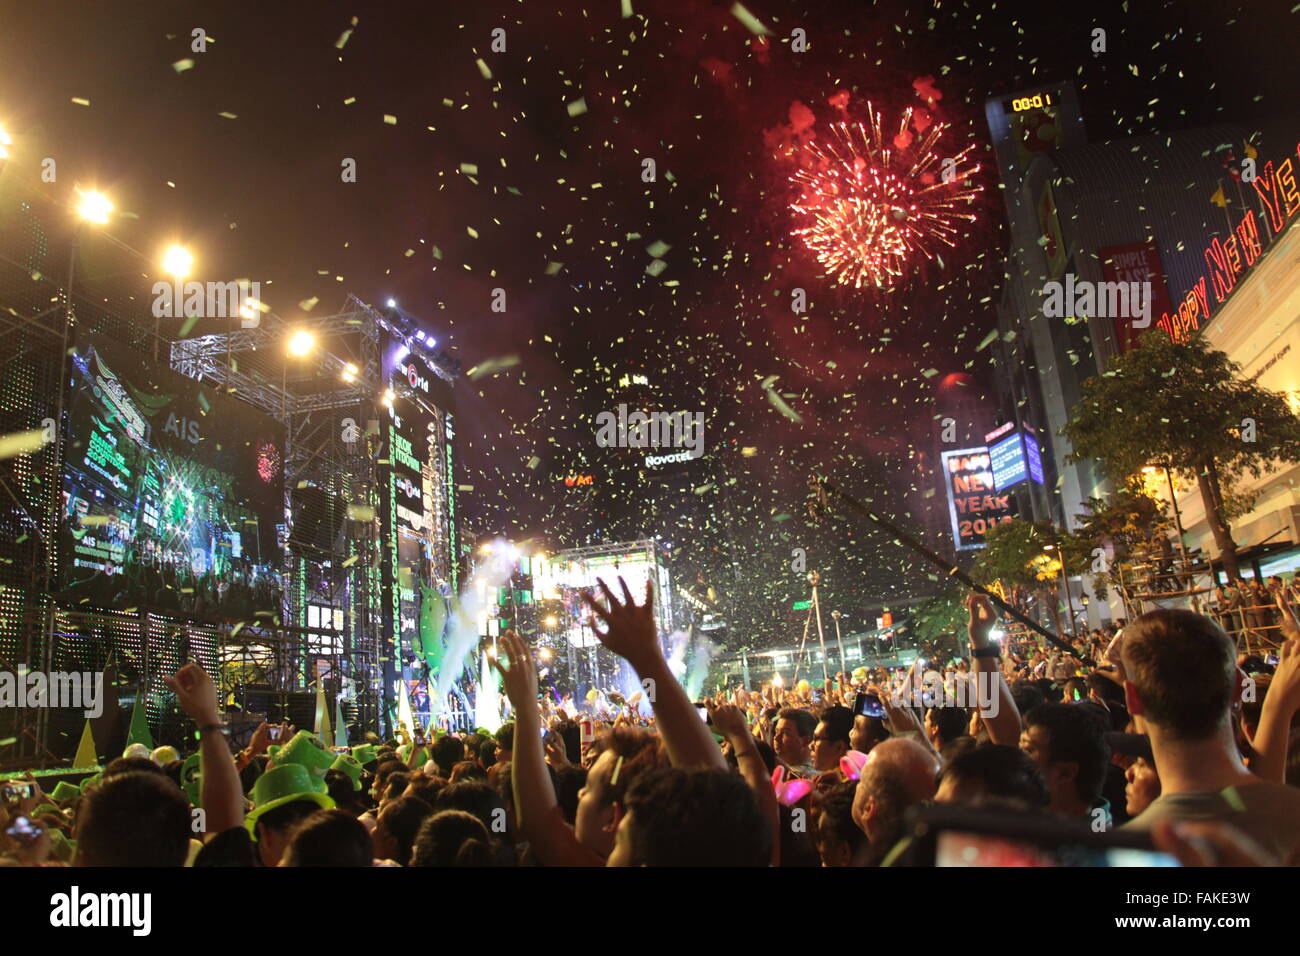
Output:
[413, 733, 427, 747]
[900, 803, 1180, 868]
[4, 815, 43, 846]
[694, 704, 713, 725]
[852, 691, 886, 719]
[935, 831, 1179, 868]
[268, 726, 282, 742]
[1, 782, 36, 803]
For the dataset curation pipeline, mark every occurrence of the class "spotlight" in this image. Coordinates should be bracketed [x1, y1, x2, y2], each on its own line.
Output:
[75, 188, 113, 224]
[341, 362, 359, 383]
[387, 298, 397, 308]
[287, 329, 316, 357]
[380, 388, 395, 408]
[161, 244, 193, 279]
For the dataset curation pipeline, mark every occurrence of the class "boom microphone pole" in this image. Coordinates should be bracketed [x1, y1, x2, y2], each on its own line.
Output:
[809, 476, 1091, 665]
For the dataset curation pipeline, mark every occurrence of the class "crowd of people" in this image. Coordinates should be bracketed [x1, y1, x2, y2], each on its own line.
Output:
[3, 578, 1299, 867]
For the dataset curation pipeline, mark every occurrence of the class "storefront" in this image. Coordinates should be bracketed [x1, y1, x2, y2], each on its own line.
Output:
[1172, 209, 1300, 577]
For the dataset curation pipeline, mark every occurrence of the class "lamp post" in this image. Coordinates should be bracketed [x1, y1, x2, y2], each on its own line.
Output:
[37, 188, 113, 766]
[159, 244, 193, 363]
[830, 608, 848, 678]
[1044, 542, 1076, 640]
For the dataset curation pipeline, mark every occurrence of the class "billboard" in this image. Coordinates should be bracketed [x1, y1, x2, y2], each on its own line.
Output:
[988, 430, 1028, 491]
[59, 332, 284, 617]
[940, 447, 1014, 551]
[1099, 241, 1174, 353]
[986, 425, 1046, 492]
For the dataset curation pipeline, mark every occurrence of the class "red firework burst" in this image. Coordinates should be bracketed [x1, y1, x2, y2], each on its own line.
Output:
[789, 104, 982, 289]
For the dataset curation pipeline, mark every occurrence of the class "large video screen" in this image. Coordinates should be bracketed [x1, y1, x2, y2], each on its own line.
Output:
[58, 332, 285, 618]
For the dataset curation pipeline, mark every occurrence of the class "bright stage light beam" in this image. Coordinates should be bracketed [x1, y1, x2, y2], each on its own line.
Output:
[75, 188, 114, 224]
[161, 244, 194, 279]
[286, 328, 317, 357]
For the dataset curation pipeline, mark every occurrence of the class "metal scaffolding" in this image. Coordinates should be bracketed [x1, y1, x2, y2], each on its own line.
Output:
[166, 294, 401, 734]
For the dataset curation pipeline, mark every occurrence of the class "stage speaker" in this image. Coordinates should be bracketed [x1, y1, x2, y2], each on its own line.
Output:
[288, 486, 346, 560]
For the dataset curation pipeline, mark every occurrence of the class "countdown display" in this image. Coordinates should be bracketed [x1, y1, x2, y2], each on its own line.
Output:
[940, 447, 1014, 551]
[58, 333, 284, 617]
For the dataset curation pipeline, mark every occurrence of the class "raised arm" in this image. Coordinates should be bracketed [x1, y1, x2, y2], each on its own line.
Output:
[493, 630, 602, 866]
[967, 593, 1022, 746]
[1250, 626, 1300, 782]
[710, 703, 779, 866]
[165, 663, 243, 836]
[582, 577, 725, 770]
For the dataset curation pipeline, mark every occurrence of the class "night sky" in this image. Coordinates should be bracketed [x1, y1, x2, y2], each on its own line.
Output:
[3, 0, 1297, 643]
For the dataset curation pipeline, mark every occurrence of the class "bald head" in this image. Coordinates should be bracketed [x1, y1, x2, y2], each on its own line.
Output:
[852, 737, 940, 847]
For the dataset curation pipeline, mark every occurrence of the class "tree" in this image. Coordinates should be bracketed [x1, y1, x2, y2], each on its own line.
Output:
[1062, 331, 1300, 582]
[1072, 484, 1166, 598]
[909, 585, 968, 660]
[971, 518, 1089, 639]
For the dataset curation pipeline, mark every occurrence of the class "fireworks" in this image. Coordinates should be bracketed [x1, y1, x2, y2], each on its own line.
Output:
[789, 104, 982, 289]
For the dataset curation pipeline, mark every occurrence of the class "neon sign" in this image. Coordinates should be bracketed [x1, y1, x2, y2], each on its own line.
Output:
[563, 474, 594, 487]
[1159, 141, 1300, 343]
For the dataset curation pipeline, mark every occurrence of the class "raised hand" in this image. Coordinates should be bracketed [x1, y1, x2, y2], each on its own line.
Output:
[490, 630, 539, 710]
[967, 592, 997, 648]
[164, 663, 221, 725]
[580, 576, 662, 673]
[708, 703, 751, 742]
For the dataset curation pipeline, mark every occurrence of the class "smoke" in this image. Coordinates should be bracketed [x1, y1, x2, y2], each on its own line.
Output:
[432, 546, 516, 728]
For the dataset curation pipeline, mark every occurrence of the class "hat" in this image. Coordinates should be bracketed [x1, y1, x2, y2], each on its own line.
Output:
[48, 829, 75, 863]
[329, 754, 363, 791]
[50, 781, 81, 802]
[244, 764, 335, 833]
[267, 731, 334, 787]
[1105, 732, 1155, 767]
[180, 753, 202, 806]
[351, 744, 379, 767]
[151, 745, 180, 766]
[123, 743, 151, 761]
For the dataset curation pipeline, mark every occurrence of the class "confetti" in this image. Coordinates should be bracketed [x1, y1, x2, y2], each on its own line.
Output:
[0, 429, 48, 460]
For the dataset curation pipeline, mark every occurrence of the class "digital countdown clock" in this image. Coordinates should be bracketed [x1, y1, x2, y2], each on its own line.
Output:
[1009, 92, 1054, 112]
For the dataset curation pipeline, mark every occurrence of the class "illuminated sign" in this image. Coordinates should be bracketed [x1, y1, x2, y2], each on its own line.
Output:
[1009, 93, 1053, 112]
[401, 361, 430, 393]
[1160, 140, 1300, 343]
[1024, 430, 1044, 484]
[940, 447, 1014, 551]
[645, 450, 695, 467]
[988, 431, 1028, 491]
[562, 474, 594, 487]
